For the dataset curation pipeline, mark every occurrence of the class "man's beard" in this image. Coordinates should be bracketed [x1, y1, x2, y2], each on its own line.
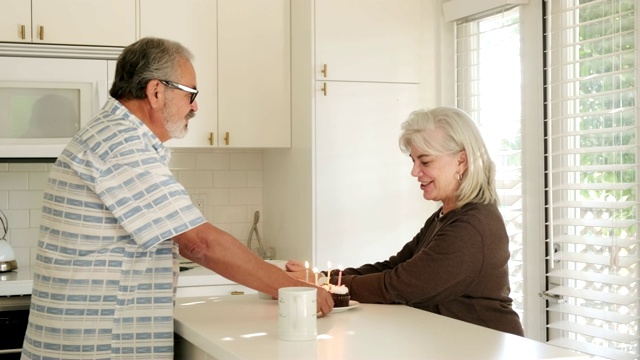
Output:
[164, 106, 195, 139]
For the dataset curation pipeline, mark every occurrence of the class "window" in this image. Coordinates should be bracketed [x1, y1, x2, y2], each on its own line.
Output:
[455, 7, 526, 323]
[452, 0, 636, 357]
[544, 0, 638, 359]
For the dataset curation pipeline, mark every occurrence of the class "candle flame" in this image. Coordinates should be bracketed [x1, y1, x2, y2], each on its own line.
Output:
[304, 260, 309, 269]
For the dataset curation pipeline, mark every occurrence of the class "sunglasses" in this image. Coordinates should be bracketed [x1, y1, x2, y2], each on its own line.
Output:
[159, 80, 198, 104]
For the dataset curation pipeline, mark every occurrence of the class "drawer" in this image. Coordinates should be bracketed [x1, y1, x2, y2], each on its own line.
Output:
[176, 284, 257, 298]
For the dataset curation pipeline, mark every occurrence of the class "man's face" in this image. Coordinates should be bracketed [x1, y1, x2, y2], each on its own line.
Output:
[162, 58, 198, 139]
[162, 90, 195, 139]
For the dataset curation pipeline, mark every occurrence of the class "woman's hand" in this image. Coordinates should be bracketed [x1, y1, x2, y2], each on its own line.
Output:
[285, 259, 306, 272]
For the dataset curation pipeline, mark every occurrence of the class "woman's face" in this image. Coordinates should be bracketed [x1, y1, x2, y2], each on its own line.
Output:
[408, 138, 466, 211]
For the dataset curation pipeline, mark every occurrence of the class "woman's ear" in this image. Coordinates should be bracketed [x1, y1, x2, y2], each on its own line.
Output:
[458, 150, 468, 174]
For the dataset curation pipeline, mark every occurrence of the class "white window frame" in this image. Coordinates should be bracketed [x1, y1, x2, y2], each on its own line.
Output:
[442, 0, 546, 341]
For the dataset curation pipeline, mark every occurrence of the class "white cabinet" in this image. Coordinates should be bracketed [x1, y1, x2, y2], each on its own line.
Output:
[315, 82, 427, 266]
[217, 0, 291, 148]
[140, 0, 290, 149]
[0, 1, 30, 42]
[139, 0, 218, 148]
[176, 284, 256, 298]
[264, 0, 434, 268]
[315, 0, 421, 83]
[0, 0, 135, 46]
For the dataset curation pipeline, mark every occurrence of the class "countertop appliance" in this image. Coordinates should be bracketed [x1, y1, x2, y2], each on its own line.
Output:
[0, 210, 17, 273]
[0, 267, 33, 359]
[0, 45, 120, 159]
[0, 294, 30, 358]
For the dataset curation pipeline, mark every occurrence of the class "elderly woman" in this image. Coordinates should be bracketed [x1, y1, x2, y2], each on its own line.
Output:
[288, 106, 524, 336]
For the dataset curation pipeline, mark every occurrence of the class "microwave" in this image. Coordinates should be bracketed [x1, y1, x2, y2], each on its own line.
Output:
[0, 56, 116, 159]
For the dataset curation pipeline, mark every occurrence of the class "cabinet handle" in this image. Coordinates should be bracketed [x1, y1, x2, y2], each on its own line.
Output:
[20, 25, 25, 39]
[322, 82, 327, 96]
[39, 26, 44, 41]
[208, 132, 214, 145]
[230, 291, 245, 295]
[224, 132, 230, 145]
[321, 64, 327, 78]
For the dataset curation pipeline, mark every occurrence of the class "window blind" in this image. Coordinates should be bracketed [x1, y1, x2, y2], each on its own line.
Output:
[455, 6, 525, 323]
[544, 0, 638, 359]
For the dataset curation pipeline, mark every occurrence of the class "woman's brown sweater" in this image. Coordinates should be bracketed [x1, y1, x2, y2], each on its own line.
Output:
[335, 202, 524, 336]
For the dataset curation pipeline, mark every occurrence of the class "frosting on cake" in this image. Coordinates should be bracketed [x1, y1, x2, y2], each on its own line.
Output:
[322, 283, 349, 295]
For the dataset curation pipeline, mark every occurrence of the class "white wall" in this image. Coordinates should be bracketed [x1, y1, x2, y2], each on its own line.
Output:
[0, 149, 266, 268]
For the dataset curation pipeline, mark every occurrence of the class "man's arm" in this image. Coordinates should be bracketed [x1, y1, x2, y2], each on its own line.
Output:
[173, 222, 334, 315]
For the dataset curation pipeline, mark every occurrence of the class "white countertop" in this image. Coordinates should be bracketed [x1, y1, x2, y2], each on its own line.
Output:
[0, 264, 237, 297]
[178, 265, 237, 287]
[0, 266, 34, 296]
[174, 295, 590, 360]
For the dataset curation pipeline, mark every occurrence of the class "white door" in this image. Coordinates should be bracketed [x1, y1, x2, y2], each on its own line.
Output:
[314, 0, 421, 83]
[139, 0, 217, 148]
[0, 0, 31, 42]
[217, 0, 291, 148]
[314, 81, 435, 268]
[31, 0, 135, 46]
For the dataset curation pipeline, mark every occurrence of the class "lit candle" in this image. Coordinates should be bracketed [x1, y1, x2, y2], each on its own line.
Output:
[313, 267, 319, 285]
[327, 261, 332, 284]
[304, 261, 309, 283]
[337, 264, 343, 286]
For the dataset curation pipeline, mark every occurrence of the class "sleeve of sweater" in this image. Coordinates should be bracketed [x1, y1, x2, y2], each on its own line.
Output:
[336, 210, 486, 306]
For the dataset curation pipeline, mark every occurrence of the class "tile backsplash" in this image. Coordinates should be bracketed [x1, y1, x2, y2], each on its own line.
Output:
[0, 149, 265, 268]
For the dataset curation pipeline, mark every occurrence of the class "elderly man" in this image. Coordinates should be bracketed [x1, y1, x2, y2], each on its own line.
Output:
[22, 37, 333, 359]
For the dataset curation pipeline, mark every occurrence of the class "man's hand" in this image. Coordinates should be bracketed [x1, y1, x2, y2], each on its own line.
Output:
[315, 285, 334, 317]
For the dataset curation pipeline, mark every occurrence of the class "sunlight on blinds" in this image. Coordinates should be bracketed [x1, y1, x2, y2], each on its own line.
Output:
[545, 0, 638, 359]
[455, 6, 524, 323]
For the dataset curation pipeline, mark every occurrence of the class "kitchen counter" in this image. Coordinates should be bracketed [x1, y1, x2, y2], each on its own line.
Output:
[174, 295, 590, 360]
[0, 264, 242, 297]
[0, 266, 34, 296]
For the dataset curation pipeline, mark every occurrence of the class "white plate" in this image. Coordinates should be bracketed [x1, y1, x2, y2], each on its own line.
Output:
[331, 300, 359, 313]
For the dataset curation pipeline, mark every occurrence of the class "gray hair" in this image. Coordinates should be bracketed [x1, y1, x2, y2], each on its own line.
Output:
[399, 106, 498, 208]
[109, 37, 194, 100]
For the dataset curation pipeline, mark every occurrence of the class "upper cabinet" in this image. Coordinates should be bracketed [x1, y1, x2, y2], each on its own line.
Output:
[217, 0, 291, 148]
[315, 0, 422, 83]
[0, 1, 30, 42]
[139, 0, 218, 148]
[0, 0, 135, 46]
[140, 0, 291, 148]
[1, 0, 289, 149]
[263, 0, 430, 266]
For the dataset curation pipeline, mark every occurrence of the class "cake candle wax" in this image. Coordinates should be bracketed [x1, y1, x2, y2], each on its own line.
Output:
[304, 261, 309, 283]
[327, 261, 332, 284]
[313, 267, 319, 285]
[337, 265, 343, 286]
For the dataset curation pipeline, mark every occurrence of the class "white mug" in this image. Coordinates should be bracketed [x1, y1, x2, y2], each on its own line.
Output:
[278, 287, 317, 341]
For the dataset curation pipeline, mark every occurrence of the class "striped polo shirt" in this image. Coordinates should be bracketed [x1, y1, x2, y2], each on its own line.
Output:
[22, 98, 206, 359]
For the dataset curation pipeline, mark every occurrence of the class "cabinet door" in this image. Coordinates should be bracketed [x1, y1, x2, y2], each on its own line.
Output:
[217, 0, 291, 148]
[315, 81, 434, 267]
[315, 0, 421, 83]
[139, 0, 218, 148]
[176, 285, 257, 298]
[0, 0, 31, 42]
[31, 0, 135, 46]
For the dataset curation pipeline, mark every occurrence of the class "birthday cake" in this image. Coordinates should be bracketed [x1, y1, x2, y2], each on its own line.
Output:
[322, 283, 350, 307]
